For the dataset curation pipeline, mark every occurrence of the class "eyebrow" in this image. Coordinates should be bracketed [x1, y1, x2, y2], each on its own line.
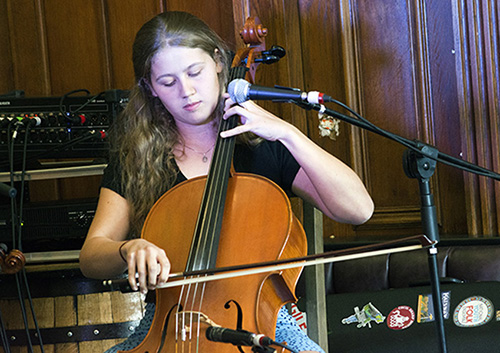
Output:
[155, 62, 205, 81]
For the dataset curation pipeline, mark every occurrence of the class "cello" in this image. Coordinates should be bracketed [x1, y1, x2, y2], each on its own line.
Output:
[122, 17, 307, 353]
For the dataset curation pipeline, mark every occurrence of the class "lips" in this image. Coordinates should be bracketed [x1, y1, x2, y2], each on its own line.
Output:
[183, 101, 201, 111]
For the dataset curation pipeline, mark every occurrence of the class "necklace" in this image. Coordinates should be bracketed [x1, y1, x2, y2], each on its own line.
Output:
[181, 143, 216, 163]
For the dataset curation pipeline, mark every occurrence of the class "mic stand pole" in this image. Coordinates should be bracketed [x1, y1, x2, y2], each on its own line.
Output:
[402, 143, 446, 352]
[292, 100, 500, 353]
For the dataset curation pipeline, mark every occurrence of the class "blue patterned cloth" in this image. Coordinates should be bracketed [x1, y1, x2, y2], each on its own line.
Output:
[105, 303, 324, 353]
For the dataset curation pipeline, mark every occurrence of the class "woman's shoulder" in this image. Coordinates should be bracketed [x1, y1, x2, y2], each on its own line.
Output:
[234, 140, 300, 194]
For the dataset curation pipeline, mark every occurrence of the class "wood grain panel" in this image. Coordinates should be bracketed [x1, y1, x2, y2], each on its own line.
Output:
[0, 0, 14, 95]
[43, 0, 109, 95]
[424, 0, 467, 234]
[297, 0, 360, 239]
[165, 0, 237, 49]
[355, 0, 420, 207]
[241, 0, 307, 128]
[453, 0, 500, 236]
[104, 0, 164, 90]
[4, 0, 50, 96]
[327, 0, 426, 238]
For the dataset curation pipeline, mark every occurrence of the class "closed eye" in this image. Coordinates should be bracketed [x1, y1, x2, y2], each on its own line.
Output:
[189, 69, 202, 77]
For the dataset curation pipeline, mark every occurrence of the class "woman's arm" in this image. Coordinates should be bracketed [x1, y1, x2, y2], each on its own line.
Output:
[79, 187, 170, 293]
[222, 97, 374, 224]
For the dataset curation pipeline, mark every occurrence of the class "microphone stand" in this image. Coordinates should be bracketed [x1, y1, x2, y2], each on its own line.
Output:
[292, 100, 500, 353]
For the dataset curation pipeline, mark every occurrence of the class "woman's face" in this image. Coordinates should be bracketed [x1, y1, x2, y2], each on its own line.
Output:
[149, 46, 222, 129]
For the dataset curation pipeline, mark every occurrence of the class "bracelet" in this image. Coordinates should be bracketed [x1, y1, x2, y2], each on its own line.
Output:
[119, 240, 129, 263]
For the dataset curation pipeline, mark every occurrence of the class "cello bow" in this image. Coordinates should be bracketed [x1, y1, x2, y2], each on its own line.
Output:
[104, 234, 435, 292]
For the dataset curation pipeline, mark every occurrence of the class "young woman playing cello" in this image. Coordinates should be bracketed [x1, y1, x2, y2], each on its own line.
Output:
[79, 11, 374, 353]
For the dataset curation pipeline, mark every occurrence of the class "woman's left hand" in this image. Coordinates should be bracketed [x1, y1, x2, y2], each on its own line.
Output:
[221, 94, 291, 141]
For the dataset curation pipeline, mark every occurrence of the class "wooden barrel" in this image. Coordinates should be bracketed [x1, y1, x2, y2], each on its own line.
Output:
[0, 268, 144, 353]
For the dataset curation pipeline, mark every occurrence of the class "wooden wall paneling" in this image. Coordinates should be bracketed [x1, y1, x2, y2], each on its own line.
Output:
[296, 0, 359, 240]
[246, 0, 308, 128]
[453, 0, 500, 236]
[0, 0, 14, 95]
[467, 0, 498, 235]
[485, 1, 500, 234]
[410, 0, 469, 236]
[452, 0, 482, 236]
[423, 0, 468, 235]
[104, 0, 165, 90]
[42, 0, 109, 95]
[338, 0, 425, 238]
[482, 1, 500, 235]
[36, 0, 109, 201]
[164, 0, 237, 50]
[5, 0, 51, 96]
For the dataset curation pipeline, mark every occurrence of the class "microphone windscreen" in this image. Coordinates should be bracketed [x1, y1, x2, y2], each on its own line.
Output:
[228, 79, 250, 104]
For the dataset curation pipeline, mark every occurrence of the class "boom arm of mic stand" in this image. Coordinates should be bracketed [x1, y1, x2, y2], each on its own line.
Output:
[293, 101, 500, 180]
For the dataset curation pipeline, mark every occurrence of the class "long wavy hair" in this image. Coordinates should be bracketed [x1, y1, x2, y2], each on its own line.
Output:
[109, 11, 232, 236]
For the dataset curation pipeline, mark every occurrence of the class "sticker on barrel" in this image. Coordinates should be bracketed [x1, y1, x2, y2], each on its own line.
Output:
[453, 296, 493, 328]
[387, 305, 415, 330]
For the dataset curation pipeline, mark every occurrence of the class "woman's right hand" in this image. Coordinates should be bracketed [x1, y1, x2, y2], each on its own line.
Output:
[120, 238, 171, 294]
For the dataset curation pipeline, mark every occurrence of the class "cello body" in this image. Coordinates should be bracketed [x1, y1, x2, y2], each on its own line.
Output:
[122, 172, 307, 352]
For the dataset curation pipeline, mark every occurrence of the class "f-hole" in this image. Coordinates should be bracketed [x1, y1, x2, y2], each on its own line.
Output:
[156, 304, 183, 352]
[223, 300, 246, 353]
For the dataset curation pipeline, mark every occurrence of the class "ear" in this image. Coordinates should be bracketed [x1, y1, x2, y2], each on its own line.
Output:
[214, 48, 224, 73]
[142, 78, 158, 97]
[150, 85, 158, 97]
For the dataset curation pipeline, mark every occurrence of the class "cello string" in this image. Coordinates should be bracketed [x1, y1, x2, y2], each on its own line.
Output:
[185, 113, 231, 343]
[188, 107, 233, 271]
[176, 64, 244, 350]
[193, 63, 240, 273]
[195, 281, 208, 352]
[175, 129, 223, 351]
[179, 106, 230, 347]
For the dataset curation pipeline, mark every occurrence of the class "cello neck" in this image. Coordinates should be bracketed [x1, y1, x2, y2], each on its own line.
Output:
[184, 66, 246, 273]
[185, 17, 269, 273]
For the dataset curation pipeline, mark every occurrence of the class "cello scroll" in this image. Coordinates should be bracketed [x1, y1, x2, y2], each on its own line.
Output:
[0, 243, 25, 274]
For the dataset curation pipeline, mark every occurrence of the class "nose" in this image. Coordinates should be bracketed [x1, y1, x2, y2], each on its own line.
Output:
[179, 77, 196, 98]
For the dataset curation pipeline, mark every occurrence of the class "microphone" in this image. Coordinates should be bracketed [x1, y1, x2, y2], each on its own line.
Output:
[228, 78, 333, 105]
[205, 326, 274, 348]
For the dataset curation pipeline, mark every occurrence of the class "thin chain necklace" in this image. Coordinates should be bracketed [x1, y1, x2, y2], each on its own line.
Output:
[180, 142, 216, 163]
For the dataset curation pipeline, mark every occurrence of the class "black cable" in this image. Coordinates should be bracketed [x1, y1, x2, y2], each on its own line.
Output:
[7, 121, 20, 248]
[18, 122, 30, 251]
[17, 127, 45, 353]
[14, 273, 35, 353]
[6, 122, 45, 353]
[0, 306, 11, 353]
[58, 89, 90, 120]
[22, 270, 45, 351]
[72, 91, 105, 115]
[58, 89, 106, 123]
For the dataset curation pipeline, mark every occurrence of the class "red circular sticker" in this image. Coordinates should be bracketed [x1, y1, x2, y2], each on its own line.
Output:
[387, 305, 415, 330]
